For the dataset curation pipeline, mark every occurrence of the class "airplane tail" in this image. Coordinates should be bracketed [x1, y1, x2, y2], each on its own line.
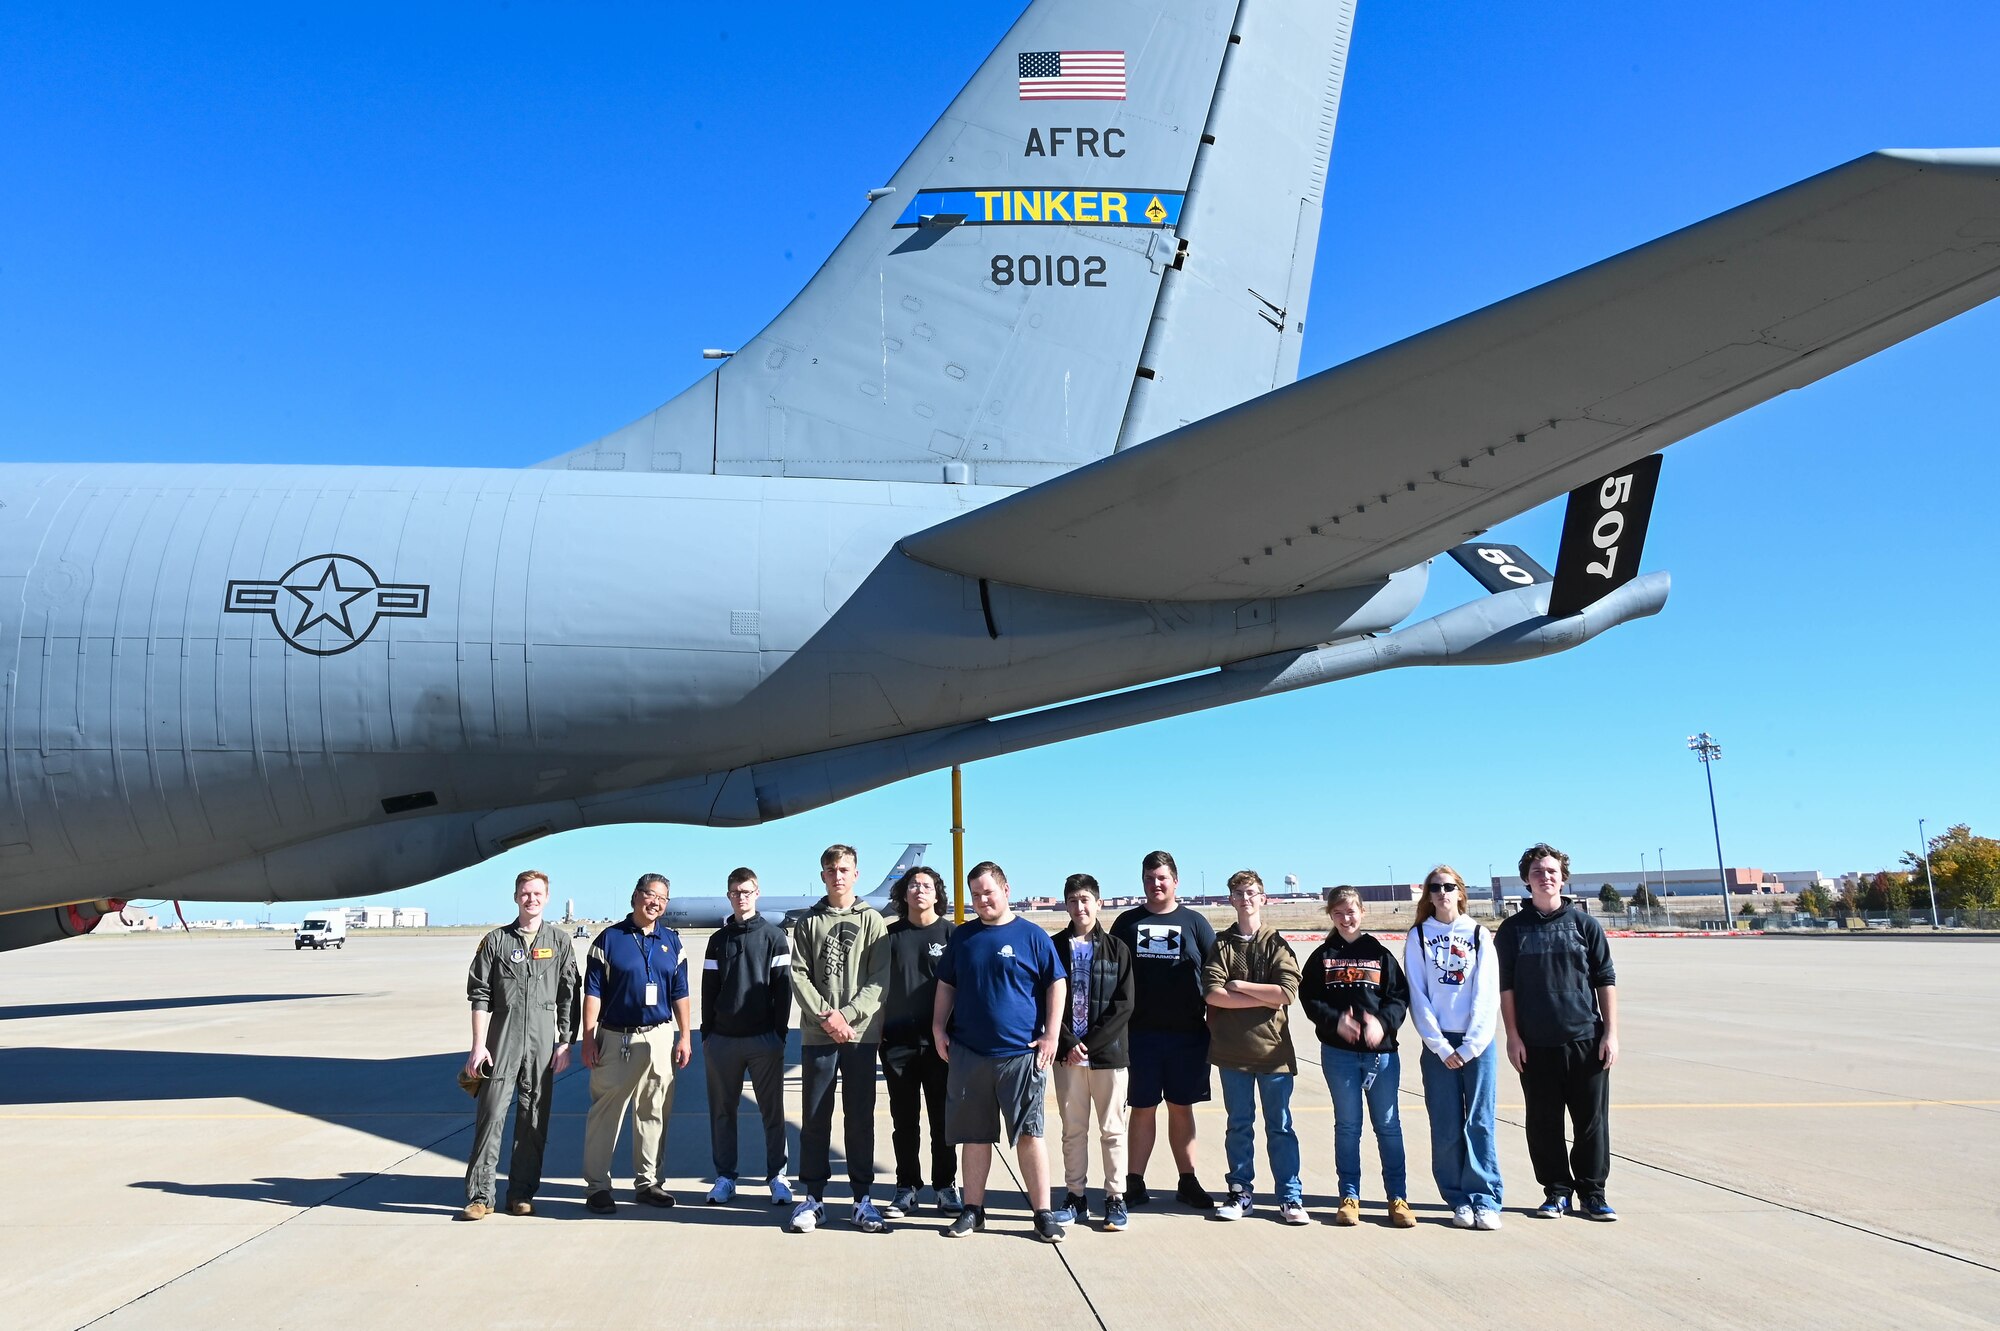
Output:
[867, 844, 932, 901]
[541, 0, 1357, 485]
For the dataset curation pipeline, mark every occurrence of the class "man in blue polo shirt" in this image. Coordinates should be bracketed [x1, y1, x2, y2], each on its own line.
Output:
[582, 873, 692, 1214]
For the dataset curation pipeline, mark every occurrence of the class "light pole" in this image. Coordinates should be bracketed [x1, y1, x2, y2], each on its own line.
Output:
[1687, 733, 1732, 930]
[1918, 817, 1941, 929]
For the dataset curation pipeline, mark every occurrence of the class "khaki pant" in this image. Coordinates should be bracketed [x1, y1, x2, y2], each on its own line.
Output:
[1052, 1063, 1129, 1195]
[583, 1026, 678, 1193]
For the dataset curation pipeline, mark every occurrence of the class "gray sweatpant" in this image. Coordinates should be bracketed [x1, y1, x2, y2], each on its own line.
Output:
[704, 1030, 789, 1181]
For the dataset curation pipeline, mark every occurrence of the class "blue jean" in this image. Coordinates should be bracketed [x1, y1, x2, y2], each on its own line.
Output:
[1417, 1034, 1503, 1212]
[1217, 1068, 1302, 1204]
[1321, 1047, 1406, 1200]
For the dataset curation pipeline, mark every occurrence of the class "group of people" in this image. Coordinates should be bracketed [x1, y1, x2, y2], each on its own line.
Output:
[458, 842, 1620, 1240]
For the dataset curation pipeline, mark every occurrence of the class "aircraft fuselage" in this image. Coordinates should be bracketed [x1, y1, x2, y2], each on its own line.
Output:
[0, 462, 1420, 912]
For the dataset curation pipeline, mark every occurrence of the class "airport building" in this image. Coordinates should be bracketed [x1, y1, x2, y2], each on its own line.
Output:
[342, 906, 429, 928]
[1484, 866, 1827, 904]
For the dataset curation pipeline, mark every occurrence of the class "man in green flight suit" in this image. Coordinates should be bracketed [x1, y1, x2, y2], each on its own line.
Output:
[459, 868, 581, 1220]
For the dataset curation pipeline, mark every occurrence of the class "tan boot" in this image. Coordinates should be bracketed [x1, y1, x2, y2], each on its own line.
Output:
[457, 1202, 491, 1221]
[1332, 1196, 1361, 1227]
[506, 1200, 533, 1217]
[1387, 1197, 1417, 1228]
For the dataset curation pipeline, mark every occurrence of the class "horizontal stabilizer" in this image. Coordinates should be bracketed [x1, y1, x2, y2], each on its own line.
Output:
[903, 150, 2000, 600]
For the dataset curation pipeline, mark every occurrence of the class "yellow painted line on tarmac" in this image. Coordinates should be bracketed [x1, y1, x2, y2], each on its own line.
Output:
[6, 1099, 1998, 1123]
[1601, 1099, 2000, 1110]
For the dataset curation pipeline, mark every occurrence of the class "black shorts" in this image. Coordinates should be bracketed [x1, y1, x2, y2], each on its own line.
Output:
[1126, 1029, 1212, 1108]
[945, 1050, 1048, 1145]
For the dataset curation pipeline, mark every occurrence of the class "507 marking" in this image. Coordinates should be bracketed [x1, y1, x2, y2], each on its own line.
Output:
[1586, 472, 1634, 578]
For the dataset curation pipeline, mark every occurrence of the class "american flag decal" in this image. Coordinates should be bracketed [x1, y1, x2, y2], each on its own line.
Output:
[1017, 50, 1126, 101]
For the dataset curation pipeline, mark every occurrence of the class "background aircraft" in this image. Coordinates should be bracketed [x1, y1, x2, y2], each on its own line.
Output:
[658, 843, 929, 931]
[5, 0, 1999, 950]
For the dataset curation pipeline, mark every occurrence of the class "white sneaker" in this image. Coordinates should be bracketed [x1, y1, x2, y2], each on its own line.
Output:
[1452, 1204, 1476, 1228]
[768, 1176, 794, 1206]
[785, 1197, 822, 1233]
[851, 1199, 889, 1234]
[706, 1178, 736, 1205]
[1210, 1189, 1251, 1221]
[1278, 1201, 1310, 1226]
[1474, 1206, 1503, 1231]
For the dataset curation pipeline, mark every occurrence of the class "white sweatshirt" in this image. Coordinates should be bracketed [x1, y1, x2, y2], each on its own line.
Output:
[1404, 916, 1499, 1060]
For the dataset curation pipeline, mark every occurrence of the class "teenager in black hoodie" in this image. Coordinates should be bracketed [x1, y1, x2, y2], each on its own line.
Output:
[1299, 886, 1414, 1228]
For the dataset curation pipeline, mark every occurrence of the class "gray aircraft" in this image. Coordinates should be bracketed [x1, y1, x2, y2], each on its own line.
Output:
[5, 0, 2000, 951]
[659, 843, 929, 932]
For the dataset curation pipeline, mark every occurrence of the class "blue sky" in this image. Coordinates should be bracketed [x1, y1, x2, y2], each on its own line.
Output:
[4, 1, 1995, 922]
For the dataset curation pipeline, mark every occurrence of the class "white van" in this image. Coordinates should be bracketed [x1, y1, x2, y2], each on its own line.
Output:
[295, 912, 347, 950]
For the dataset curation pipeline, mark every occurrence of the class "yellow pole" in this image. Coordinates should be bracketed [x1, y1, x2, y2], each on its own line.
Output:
[951, 764, 966, 925]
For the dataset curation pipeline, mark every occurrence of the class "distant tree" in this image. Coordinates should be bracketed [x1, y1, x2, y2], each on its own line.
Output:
[1797, 883, 1834, 918]
[1859, 871, 1912, 915]
[1630, 884, 1659, 910]
[1903, 824, 2000, 912]
[1598, 883, 1624, 911]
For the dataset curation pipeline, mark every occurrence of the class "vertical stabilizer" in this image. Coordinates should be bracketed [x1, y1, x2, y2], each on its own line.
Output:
[544, 0, 1352, 485]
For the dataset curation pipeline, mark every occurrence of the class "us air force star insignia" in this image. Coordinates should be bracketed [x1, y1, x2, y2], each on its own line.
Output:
[224, 554, 430, 656]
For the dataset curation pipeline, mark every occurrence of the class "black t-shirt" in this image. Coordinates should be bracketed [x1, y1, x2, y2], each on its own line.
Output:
[881, 917, 954, 1046]
[1110, 903, 1217, 1035]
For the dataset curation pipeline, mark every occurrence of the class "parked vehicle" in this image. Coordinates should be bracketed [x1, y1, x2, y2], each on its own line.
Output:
[295, 912, 347, 950]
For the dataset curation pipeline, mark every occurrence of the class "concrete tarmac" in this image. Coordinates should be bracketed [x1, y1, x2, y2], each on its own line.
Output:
[3, 930, 1996, 1329]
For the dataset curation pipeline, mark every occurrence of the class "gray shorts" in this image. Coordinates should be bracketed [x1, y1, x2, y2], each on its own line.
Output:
[945, 1049, 1048, 1146]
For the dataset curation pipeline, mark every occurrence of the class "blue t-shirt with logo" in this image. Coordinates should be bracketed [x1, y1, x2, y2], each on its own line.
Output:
[937, 915, 1062, 1058]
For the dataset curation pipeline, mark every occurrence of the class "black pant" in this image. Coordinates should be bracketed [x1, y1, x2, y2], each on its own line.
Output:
[880, 1039, 954, 1188]
[703, 1030, 788, 1181]
[800, 1041, 877, 1200]
[1518, 1038, 1610, 1196]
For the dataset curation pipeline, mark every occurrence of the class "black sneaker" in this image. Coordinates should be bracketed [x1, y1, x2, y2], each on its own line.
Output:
[586, 1190, 616, 1215]
[1533, 1190, 1573, 1219]
[1033, 1208, 1068, 1243]
[944, 1206, 986, 1237]
[1175, 1174, 1215, 1210]
[1126, 1174, 1150, 1207]
[636, 1185, 675, 1208]
[1579, 1194, 1618, 1222]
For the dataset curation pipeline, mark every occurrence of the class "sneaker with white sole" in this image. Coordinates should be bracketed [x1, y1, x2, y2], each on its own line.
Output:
[884, 1186, 917, 1218]
[1451, 1203, 1476, 1229]
[1534, 1190, 1573, 1220]
[1051, 1191, 1086, 1224]
[851, 1199, 889, 1233]
[1211, 1188, 1252, 1221]
[936, 1185, 963, 1212]
[1033, 1209, 1067, 1243]
[706, 1178, 736, 1205]
[1473, 1206, 1504, 1231]
[1278, 1201, 1310, 1226]
[784, 1197, 823, 1233]
[1102, 1195, 1129, 1231]
[768, 1177, 794, 1206]
[944, 1206, 985, 1237]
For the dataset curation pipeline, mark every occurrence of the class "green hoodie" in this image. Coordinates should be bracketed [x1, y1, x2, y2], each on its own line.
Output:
[790, 897, 890, 1046]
